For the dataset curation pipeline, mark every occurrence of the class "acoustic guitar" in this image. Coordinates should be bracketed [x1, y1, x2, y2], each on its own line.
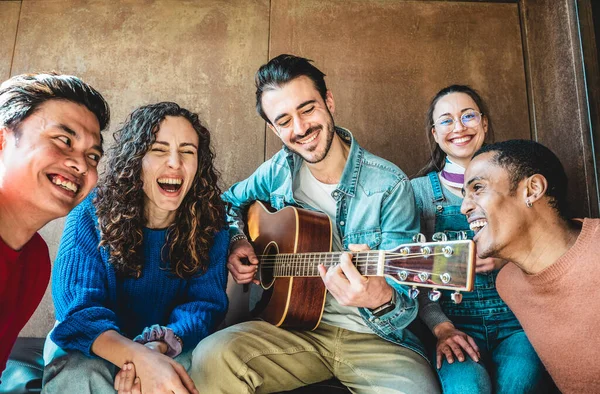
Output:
[246, 201, 475, 330]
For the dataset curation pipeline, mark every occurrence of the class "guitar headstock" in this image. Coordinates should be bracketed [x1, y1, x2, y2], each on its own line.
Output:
[384, 240, 475, 293]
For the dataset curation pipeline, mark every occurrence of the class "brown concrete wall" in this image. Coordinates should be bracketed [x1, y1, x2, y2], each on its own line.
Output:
[268, 0, 530, 176]
[2, 0, 592, 338]
[0, 1, 21, 81]
[520, 0, 599, 217]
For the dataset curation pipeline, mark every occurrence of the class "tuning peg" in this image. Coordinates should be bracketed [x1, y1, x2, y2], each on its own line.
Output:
[397, 271, 408, 281]
[412, 233, 426, 243]
[442, 246, 453, 257]
[417, 272, 430, 282]
[451, 291, 463, 304]
[420, 246, 432, 256]
[432, 232, 448, 242]
[409, 286, 420, 299]
[440, 273, 451, 284]
[428, 289, 441, 302]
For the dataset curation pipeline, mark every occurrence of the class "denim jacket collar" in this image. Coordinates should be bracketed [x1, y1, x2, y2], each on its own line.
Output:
[282, 126, 360, 198]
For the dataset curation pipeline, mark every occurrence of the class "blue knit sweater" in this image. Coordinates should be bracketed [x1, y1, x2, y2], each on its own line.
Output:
[50, 193, 229, 357]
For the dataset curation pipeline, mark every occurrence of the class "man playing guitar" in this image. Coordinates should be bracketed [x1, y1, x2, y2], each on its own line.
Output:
[189, 54, 440, 393]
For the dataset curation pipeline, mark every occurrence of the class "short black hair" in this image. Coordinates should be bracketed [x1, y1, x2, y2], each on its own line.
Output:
[0, 72, 110, 137]
[255, 54, 327, 124]
[474, 139, 569, 218]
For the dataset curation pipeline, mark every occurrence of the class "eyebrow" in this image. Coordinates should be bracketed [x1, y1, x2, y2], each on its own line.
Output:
[436, 107, 477, 118]
[153, 141, 198, 149]
[273, 100, 317, 124]
[58, 124, 103, 155]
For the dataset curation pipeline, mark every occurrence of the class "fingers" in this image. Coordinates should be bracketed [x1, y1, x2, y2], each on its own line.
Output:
[227, 241, 259, 284]
[338, 252, 363, 283]
[467, 335, 481, 360]
[173, 362, 199, 394]
[114, 368, 121, 391]
[117, 363, 135, 393]
[132, 378, 141, 394]
[348, 243, 370, 252]
[438, 344, 455, 366]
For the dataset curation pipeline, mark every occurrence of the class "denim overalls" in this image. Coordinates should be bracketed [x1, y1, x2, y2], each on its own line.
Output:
[411, 172, 549, 394]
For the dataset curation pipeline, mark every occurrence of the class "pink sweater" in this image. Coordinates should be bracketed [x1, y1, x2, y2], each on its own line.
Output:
[497, 218, 600, 394]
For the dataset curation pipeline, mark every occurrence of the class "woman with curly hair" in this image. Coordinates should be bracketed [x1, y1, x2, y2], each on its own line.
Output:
[42, 102, 229, 394]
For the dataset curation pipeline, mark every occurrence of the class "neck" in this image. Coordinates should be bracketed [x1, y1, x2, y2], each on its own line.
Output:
[508, 212, 579, 274]
[0, 192, 47, 250]
[306, 134, 349, 184]
[144, 209, 175, 229]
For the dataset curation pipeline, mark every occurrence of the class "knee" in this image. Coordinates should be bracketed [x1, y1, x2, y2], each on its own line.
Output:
[437, 359, 492, 394]
[191, 329, 249, 379]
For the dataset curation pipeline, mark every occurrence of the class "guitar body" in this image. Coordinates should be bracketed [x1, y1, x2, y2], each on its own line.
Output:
[247, 201, 332, 330]
[245, 201, 476, 330]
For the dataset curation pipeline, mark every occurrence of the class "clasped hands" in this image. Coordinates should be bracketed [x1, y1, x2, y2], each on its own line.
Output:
[113, 341, 197, 394]
[228, 240, 393, 309]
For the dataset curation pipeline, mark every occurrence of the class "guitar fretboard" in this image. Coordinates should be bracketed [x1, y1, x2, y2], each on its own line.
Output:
[258, 251, 384, 277]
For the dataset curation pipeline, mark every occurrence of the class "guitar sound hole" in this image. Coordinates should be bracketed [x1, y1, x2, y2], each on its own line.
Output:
[259, 242, 277, 290]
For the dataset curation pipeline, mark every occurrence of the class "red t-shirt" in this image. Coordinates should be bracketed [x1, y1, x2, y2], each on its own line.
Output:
[0, 233, 51, 373]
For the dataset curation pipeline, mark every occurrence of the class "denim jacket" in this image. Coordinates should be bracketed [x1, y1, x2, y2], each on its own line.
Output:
[223, 127, 427, 359]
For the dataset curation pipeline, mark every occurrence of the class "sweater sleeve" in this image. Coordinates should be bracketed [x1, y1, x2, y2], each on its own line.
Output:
[166, 228, 229, 351]
[50, 195, 121, 357]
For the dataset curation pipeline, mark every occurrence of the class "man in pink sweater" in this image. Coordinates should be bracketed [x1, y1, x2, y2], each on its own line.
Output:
[460, 139, 599, 394]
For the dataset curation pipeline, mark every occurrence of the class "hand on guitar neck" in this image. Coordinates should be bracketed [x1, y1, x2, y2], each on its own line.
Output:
[228, 238, 260, 285]
[317, 243, 394, 309]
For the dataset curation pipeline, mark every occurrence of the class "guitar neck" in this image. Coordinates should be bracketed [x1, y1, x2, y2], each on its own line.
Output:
[259, 251, 384, 277]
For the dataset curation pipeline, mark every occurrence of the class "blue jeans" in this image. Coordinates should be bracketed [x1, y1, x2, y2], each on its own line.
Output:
[436, 273, 549, 394]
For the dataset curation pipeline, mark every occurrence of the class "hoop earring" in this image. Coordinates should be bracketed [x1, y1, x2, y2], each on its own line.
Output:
[526, 199, 533, 208]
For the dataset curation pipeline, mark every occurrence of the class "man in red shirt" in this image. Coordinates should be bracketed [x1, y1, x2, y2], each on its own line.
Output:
[0, 73, 110, 376]
[461, 139, 599, 393]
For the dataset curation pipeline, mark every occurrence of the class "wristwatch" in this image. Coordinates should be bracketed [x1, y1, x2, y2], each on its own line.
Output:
[369, 289, 397, 317]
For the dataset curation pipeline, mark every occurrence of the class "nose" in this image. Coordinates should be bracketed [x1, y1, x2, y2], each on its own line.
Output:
[66, 153, 89, 176]
[453, 119, 466, 132]
[292, 116, 307, 136]
[460, 195, 473, 215]
[167, 150, 182, 169]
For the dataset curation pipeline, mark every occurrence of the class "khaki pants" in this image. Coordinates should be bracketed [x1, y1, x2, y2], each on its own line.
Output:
[191, 321, 440, 394]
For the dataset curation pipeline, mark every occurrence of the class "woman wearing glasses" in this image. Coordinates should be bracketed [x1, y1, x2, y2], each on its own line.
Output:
[410, 85, 548, 393]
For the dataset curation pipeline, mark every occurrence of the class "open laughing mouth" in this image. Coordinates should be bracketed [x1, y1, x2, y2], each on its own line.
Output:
[469, 219, 487, 234]
[157, 178, 183, 193]
[48, 174, 80, 194]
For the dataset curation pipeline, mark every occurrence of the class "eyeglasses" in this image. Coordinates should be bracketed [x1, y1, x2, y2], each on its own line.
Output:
[432, 110, 483, 132]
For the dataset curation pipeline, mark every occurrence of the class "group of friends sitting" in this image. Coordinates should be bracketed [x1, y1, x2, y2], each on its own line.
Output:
[0, 54, 597, 394]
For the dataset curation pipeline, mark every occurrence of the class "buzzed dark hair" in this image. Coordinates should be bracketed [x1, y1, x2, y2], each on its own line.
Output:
[255, 54, 327, 124]
[474, 139, 569, 218]
[0, 72, 110, 139]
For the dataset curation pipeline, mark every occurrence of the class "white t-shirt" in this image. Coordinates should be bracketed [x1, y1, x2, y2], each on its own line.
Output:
[293, 162, 372, 333]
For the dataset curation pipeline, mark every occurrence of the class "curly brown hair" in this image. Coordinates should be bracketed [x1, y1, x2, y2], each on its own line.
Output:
[95, 102, 226, 279]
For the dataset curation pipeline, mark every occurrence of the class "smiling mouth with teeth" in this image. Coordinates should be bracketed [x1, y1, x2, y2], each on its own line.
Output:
[450, 136, 473, 144]
[157, 178, 183, 193]
[469, 219, 488, 233]
[49, 174, 80, 194]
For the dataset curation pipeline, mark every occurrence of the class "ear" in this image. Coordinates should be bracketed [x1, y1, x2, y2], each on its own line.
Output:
[482, 115, 489, 135]
[0, 127, 7, 152]
[267, 123, 280, 138]
[325, 90, 335, 114]
[431, 126, 440, 144]
[524, 174, 548, 204]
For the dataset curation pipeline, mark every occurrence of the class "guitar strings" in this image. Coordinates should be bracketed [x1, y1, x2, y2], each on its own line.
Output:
[255, 252, 451, 267]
